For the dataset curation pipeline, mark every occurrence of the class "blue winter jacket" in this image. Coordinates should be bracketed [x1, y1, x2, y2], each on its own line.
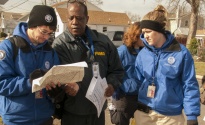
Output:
[0, 22, 60, 125]
[135, 31, 200, 120]
[117, 45, 139, 95]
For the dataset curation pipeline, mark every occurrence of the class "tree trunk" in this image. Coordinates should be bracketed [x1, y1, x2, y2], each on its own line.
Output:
[186, 12, 198, 47]
[186, 0, 199, 47]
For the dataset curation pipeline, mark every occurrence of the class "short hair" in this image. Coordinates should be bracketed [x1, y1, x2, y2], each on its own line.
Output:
[67, 1, 88, 16]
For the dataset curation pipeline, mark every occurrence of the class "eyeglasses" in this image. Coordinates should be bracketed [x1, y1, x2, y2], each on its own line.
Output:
[37, 26, 54, 37]
[67, 0, 86, 6]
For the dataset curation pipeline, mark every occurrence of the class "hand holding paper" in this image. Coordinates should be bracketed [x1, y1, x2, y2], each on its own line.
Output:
[32, 61, 87, 93]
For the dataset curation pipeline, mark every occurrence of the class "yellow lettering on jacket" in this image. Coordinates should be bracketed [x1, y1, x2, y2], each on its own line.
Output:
[95, 51, 105, 56]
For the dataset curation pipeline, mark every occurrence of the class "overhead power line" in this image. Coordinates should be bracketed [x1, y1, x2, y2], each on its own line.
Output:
[3, 0, 28, 12]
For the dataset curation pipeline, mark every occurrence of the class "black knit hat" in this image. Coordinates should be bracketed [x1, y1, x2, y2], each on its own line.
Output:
[28, 5, 57, 28]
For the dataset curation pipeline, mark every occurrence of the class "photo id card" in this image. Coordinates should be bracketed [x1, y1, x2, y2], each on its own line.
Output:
[35, 90, 43, 99]
[147, 85, 156, 98]
[92, 62, 100, 78]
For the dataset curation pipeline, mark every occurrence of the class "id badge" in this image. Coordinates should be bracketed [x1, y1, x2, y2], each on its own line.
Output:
[147, 85, 156, 98]
[35, 90, 43, 99]
[92, 62, 99, 78]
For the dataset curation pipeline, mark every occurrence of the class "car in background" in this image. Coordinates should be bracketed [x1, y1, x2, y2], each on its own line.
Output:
[104, 31, 124, 47]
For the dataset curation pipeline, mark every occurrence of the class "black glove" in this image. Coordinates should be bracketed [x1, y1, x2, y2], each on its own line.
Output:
[29, 69, 47, 84]
[187, 120, 198, 125]
[112, 88, 121, 100]
[47, 85, 66, 103]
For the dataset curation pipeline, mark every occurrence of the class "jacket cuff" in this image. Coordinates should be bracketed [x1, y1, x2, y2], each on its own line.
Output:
[187, 115, 197, 120]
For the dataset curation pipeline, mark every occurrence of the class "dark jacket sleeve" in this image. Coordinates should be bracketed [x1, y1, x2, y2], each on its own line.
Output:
[102, 35, 124, 90]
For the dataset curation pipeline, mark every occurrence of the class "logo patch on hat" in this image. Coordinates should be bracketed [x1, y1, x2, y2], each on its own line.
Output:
[0, 50, 6, 60]
[45, 14, 53, 23]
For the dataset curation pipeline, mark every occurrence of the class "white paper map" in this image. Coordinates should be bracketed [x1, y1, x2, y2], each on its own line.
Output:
[32, 61, 88, 93]
[85, 77, 108, 117]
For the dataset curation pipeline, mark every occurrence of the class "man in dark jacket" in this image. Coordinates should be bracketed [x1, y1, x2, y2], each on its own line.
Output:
[47, 1, 124, 125]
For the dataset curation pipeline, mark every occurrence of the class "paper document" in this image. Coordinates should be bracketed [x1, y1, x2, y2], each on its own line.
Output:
[85, 77, 108, 117]
[32, 61, 88, 93]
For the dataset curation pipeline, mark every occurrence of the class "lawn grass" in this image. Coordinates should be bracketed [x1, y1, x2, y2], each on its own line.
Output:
[194, 61, 205, 76]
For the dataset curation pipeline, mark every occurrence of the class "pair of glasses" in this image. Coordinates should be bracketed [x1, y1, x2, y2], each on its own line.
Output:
[67, 0, 86, 6]
[37, 26, 54, 37]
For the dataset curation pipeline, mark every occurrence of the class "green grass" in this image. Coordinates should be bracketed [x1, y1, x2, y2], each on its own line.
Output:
[195, 61, 205, 76]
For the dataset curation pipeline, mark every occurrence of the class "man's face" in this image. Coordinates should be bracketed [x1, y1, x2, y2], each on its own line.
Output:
[67, 3, 89, 37]
[30, 26, 54, 45]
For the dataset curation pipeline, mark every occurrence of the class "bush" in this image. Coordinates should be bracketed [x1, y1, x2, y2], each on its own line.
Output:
[0, 32, 7, 38]
[188, 38, 198, 56]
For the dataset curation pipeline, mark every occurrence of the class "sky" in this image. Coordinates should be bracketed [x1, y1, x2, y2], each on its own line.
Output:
[99, 0, 159, 17]
[0, 0, 162, 18]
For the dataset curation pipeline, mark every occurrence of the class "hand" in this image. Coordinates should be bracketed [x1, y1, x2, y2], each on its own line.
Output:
[64, 83, 79, 96]
[112, 88, 121, 100]
[187, 120, 198, 125]
[104, 84, 115, 97]
[29, 69, 47, 84]
[46, 83, 63, 96]
[46, 83, 66, 103]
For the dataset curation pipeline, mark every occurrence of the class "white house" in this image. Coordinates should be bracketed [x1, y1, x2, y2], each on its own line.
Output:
[53, 1, 130, 37]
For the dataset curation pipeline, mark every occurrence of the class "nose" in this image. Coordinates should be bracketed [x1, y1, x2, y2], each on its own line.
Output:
[72, 17, 79, 24]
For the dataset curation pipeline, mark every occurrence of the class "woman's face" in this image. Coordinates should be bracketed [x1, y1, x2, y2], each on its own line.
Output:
[142, 28, 164, 48]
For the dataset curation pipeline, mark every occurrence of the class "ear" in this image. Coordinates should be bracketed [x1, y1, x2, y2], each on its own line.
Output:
[86, 16, 89, 24]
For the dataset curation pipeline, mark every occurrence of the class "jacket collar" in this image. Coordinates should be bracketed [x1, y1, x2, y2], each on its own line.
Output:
[164, 38, 181, 52]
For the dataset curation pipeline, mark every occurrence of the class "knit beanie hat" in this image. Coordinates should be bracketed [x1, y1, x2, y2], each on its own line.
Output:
[140, 5, 167, 33]
[28, 5, 57, 28]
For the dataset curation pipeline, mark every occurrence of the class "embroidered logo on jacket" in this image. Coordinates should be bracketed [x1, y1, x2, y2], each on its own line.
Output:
[95, 51, 105, 56]
[0, 50, 6, 60]
[45, 61, 50, 69]
[167, 56, 175, 65]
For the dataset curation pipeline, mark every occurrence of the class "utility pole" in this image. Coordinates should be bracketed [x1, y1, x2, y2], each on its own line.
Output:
[45, 0, 47, 5]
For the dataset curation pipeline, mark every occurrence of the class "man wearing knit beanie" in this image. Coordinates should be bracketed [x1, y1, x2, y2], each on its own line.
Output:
[133, 5, 200, 125]
[0, 5, 59, 125]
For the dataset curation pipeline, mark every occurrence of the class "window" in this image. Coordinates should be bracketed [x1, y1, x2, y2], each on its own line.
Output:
[185, 20, 188, 27]
[103, 27, 107, 32]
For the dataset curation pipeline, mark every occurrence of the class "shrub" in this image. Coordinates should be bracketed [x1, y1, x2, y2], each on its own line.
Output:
[188, 38, 198, 56]
[0, 32, 7, 38]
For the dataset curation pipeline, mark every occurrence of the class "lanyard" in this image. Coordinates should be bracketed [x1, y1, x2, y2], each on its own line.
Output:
[152, 52, 160, 85]
[85, 28, 95, 61]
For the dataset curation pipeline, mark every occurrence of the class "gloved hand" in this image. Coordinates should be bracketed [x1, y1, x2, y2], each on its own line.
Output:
[187, 120, 198, 125]
[29, 69, 47, 84]
[47, 84, 66, 103]
[112, 88, 121, 100]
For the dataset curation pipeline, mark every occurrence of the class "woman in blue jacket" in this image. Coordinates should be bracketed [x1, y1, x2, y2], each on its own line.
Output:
[134, 5, 200, 125]
[0, 5, 59, 125]
[110, 22, 143, 125]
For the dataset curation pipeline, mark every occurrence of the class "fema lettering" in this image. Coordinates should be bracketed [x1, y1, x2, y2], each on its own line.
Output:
[95, 51, 105, 56]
